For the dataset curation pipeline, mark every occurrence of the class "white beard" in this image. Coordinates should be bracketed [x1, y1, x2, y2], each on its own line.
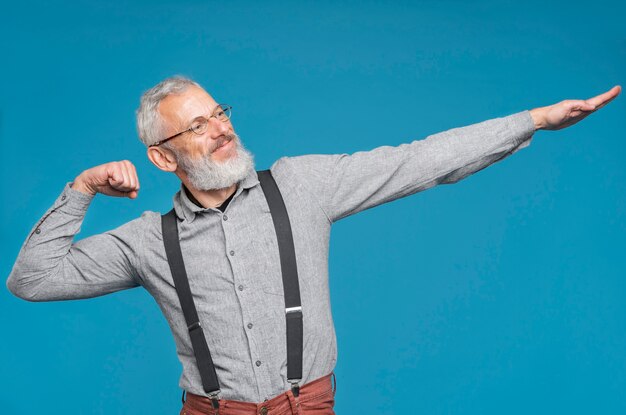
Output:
[174, 134, 255, 190]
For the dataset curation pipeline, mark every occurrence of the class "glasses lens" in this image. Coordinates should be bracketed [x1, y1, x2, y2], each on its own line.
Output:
[191, 118, 208, 135]
[215, 104, 231, 121]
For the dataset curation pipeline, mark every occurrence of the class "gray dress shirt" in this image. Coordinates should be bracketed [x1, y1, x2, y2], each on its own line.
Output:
[7, 110, 536, 402]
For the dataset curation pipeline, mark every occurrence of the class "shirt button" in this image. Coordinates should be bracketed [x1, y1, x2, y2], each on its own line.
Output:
[61, 195, 66, 201]
[223, 214, 228, 221]
[35, 228, 41, 234]
[247, 323, 253, 329]
[255, 360, 262, 367]
[229, 250, 235, 256]
[238, 285, 244, 291]
[260, 407, 268, 415]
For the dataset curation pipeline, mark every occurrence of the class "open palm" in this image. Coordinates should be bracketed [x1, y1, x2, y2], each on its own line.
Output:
[541, 85, 621, 131]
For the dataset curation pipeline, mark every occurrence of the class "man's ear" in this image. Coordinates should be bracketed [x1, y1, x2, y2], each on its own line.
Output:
[147, 146, 178, 172]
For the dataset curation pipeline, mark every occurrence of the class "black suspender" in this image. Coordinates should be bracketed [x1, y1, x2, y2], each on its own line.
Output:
[257, 170, 304, 395]
[162, 210, 222, 408]
[160, 170, 303, 408]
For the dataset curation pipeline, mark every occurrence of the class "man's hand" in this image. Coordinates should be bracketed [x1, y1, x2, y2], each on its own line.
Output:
[72, 160, 140, 199]
[529, 85, 621, 131]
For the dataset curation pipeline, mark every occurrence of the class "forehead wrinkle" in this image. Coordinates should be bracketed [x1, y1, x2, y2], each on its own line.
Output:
[178, 95, 217, 127]
[159, 87, 216, 132]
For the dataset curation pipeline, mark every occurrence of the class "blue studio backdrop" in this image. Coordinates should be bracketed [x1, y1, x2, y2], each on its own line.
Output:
[1, 1, 625, 414]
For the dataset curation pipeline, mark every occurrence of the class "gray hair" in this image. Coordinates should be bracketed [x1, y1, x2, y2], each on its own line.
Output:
[136, 76, 202, 147]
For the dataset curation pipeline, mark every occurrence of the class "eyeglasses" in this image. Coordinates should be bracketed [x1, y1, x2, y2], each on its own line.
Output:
[150, 104, 232, 147]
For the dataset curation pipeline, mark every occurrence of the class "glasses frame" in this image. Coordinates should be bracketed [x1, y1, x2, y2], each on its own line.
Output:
[149, 104, 232, 147]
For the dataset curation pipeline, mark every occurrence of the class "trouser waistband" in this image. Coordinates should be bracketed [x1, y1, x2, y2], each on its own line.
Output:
[182, 372, 336, 415]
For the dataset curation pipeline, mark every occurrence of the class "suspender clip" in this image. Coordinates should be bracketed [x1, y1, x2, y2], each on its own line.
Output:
[208, 390, 221, 409]
[289, 379, 301, 397]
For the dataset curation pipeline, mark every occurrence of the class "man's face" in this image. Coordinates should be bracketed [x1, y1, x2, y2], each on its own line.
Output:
[158, 85, 237, 162]
[155, 85, 255, 191]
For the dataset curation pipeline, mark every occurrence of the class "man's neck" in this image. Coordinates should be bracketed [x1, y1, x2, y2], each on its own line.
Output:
[183, 183, 237, 209]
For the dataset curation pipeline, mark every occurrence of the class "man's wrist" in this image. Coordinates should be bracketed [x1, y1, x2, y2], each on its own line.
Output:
[529, 107, 545, 131]
[71, 176, 97, 196]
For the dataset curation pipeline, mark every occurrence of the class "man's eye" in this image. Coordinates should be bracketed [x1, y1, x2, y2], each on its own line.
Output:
[191, 121, 205, 133]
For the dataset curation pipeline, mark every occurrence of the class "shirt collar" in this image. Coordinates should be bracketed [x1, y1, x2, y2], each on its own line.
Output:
[172, 167, 260, 223]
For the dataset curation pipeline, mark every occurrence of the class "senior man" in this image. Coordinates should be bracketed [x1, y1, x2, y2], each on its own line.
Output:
[7, 77, 621, 415]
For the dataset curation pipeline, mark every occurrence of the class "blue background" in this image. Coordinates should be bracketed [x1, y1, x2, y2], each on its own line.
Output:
[1, 1, 624, 413]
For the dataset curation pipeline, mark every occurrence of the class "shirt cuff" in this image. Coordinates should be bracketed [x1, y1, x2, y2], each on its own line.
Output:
[508, 110, 537, 150]
[55, 182, 96, 215]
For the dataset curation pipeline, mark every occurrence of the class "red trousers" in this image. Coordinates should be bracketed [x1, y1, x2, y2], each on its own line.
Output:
[180, 372, 336, 415]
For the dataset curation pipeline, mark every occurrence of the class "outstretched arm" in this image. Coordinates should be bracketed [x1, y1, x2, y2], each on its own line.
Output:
[275, 85, 621, 223]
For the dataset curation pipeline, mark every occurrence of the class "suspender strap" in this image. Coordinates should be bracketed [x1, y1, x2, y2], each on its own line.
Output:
[162, 209, 221, 407]
[257, 170, 304, 392]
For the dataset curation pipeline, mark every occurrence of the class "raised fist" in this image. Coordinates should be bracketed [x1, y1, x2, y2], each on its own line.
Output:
[72, 160, 140, 199]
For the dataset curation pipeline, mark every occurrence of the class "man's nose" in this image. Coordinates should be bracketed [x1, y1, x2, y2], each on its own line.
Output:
[209, 116, 231, 137]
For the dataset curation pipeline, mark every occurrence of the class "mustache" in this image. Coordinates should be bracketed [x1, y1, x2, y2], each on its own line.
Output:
[210, 133, 238, 153]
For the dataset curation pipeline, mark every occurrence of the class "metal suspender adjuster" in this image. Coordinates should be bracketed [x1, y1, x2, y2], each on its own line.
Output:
[289, 379, 301, 397]
[285, 306, 302, 315]
[187, 321, 202, 332]
[208, 390, 221, 409]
